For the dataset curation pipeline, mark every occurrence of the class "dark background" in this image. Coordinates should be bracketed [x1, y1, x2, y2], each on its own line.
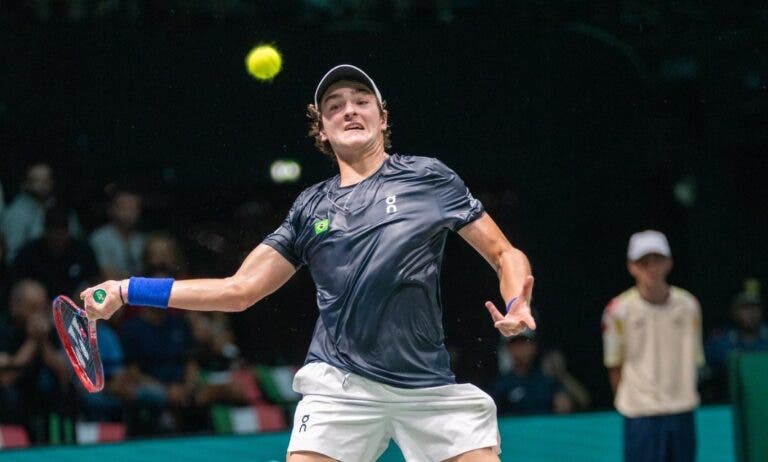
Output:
[2, 2, 766, 408]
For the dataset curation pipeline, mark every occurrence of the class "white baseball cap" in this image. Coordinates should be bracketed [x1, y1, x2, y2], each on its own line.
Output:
[627, 230, 671, 261]
[314, 64, 383, 109]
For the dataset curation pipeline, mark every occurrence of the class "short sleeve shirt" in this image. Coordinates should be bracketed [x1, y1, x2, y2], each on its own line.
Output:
[89, 225, 146, 275]
[602, 286, 704, 417]
[263, 154, 484, 388]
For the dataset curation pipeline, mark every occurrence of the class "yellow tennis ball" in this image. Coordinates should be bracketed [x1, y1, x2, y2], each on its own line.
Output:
[245, 45, 282, 81]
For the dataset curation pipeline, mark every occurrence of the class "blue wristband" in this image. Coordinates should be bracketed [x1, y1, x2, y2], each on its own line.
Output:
[127, 277, 175, 308]
[505, 297, 519, 314]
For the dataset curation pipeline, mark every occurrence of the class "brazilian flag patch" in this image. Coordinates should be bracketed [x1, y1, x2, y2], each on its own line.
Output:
[313, 218, 330, 235]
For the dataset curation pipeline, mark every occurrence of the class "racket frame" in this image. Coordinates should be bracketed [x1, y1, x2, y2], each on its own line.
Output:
[52, 295, 104, 392]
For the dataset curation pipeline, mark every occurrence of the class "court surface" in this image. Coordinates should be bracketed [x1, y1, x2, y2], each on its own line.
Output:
[0, 406, 733, 461]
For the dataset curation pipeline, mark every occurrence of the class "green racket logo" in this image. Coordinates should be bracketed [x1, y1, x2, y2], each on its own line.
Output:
[93, 289, 107, 304]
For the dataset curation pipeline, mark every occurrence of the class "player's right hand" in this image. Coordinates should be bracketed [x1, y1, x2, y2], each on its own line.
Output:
[80, 279, 127, 320]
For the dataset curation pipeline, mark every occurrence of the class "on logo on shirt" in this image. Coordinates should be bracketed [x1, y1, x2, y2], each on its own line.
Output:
[386, 195, 397, 214]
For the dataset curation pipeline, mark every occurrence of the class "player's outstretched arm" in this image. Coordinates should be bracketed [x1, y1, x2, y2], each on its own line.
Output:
[81, 244, 296, 320]
[458, 212, 536, 337]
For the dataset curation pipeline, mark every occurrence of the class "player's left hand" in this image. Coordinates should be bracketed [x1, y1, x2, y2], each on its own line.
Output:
[485, 275, 536, 337]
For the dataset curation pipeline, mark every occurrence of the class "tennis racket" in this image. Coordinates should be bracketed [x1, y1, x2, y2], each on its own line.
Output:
[52, 294, 104, 393]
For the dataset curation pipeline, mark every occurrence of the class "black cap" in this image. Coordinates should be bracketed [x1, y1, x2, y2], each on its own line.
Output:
[314, 64, 383, 109]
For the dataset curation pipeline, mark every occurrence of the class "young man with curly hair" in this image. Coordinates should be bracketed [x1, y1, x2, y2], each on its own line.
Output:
[83, 64, 535, 462]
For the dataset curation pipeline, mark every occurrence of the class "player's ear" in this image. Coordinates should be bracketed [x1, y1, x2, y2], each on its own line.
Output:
[380, 109, 388, 130]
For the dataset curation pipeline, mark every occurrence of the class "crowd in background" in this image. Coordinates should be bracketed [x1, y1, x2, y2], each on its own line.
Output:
[0, 163, 264, 442]
[1, 162, 766, 446]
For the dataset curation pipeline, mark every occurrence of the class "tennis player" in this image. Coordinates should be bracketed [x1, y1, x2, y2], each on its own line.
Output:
[82, 64, 535, 462]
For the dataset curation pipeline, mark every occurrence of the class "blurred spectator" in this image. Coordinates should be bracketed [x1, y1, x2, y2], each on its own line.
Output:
[540, 348, 591, 412]
[8, 205, 99, 298]
[77, 320, 127, 422]
[1, 162, 81, 264]
[142, 232, 187, 276]
[90, 188, 146, 280]
[0, 351, 20, 423]
[187, 311, 240, 372]
[602, 230, 703, 462]
[0, 280, 72, 442]
[185, 311, 254, 407]
[704, 278, 767, 402]
[78, 301, 184, 427]
[119, 258, 198, 434]
[492, 329, 572, 415]
[0, 232, 8, 309]
[0, 178, 5, 218]
[0, 284, 20, 424]
[120, 306, 198, 434]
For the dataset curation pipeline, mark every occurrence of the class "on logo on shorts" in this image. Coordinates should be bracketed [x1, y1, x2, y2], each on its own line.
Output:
[299, 414, 310, 432]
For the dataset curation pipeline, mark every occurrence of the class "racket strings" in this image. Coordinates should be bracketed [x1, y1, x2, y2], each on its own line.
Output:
[63, 309, 93, 369]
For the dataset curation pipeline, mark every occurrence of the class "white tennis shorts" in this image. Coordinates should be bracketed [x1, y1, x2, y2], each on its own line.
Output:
[286, 362, 500, 462]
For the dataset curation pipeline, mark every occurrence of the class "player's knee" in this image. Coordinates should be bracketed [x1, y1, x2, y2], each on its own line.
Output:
[286, 450, 338, 462]
[443, 447, 499, 462]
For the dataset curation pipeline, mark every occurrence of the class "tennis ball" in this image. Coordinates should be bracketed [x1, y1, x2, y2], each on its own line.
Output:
[245, 45, 282, 81]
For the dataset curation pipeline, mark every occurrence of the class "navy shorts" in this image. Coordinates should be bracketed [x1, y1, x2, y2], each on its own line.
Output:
[624, 411, 696, 462]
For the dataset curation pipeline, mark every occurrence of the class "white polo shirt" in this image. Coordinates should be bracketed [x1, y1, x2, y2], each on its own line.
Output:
[602, 286, 704, 417]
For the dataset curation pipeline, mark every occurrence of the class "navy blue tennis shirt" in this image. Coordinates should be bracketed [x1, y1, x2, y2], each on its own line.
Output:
[263, 154, 484, 388]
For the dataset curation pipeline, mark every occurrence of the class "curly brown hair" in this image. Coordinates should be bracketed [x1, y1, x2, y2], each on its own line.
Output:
[306, 101, 392, 160]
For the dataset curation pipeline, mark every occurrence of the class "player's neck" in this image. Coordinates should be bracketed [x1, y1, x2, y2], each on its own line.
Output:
[637, 282, 670, 305]
[336, 147, 388, 187]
